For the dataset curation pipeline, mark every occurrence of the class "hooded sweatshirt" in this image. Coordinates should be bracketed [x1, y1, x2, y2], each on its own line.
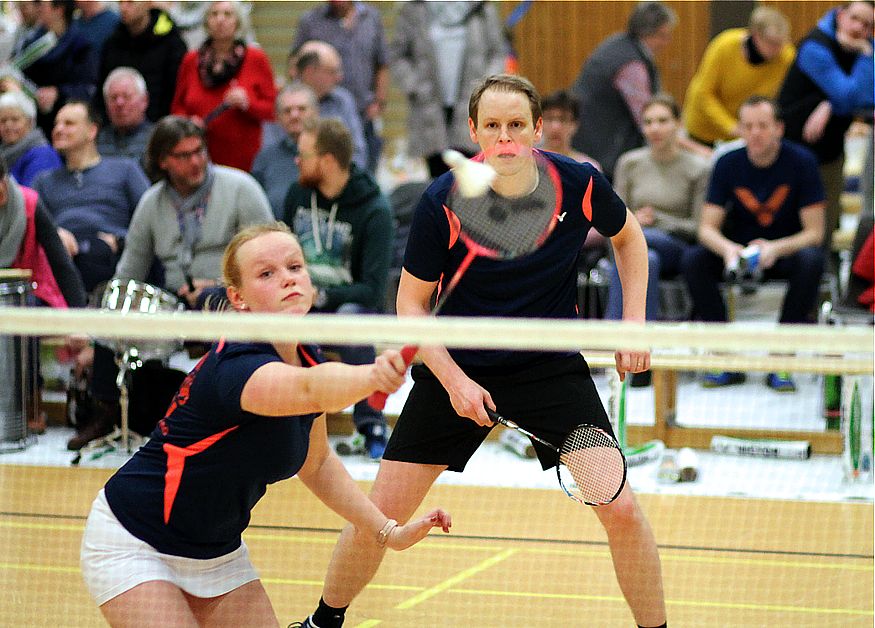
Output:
[282, 165, 394, 311]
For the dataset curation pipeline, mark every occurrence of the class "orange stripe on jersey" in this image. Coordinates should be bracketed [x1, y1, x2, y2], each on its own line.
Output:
[299, 345, 318, 367]
[162, 425, 239, 524]
[581, 177, 594, 222]
[443, 204, 461, 249]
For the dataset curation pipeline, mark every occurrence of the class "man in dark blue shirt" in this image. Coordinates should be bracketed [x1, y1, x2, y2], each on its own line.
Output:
[682, 96, 826, 391]
[298, 74, 668, 628]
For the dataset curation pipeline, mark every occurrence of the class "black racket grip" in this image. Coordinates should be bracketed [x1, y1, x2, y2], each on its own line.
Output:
[368, 344, 419, 410]
[485, 408, 514, 428]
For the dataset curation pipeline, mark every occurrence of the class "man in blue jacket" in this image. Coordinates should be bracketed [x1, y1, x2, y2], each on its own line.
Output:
[779, 1, 874, 252]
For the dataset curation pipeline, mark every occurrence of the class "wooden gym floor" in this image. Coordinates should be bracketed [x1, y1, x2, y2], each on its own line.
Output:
[1, 464, 871, 627]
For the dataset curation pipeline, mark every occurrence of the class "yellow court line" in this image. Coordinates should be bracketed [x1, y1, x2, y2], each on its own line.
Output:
[0, 562, 79, 575]
[0, 520, 84, 532]
[528, 546, 874, 571]
[450, 588, 873, 617]
[352, 621, 382, 628]
[0, 562, 869, 618]
[394, 548, 518, 610]
[2, 518, 872, 574]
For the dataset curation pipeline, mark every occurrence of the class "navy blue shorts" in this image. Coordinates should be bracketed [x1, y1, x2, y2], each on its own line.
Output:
[383, 353, 613, 472]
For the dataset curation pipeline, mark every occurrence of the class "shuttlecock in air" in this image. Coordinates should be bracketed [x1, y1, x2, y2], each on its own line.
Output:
[442, 149, 496, 198]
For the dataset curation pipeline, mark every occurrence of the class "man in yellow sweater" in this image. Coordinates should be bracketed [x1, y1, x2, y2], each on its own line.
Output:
[684, 6, 795, 146]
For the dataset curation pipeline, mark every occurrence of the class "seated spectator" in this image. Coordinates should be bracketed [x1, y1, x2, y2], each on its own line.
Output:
[20, 0, 98, 137]
[681, 97, 826, 392]
[251, 82, 318, 218]
[388, 0, 505, 178]
[605, 93, 711, 352]
[0, 154, 86, 435]
[0, 90, 62, 186]
[170, 0, 276, 172]
[778, 0, 874, 253]
[97, 0, 187, 123]
[33, 100, 149, 293]
[684, 6, 794, 147]
[117, 115, 273, 308]
[293, 40, 367, 171]
[76, 115, 273, 452]
[0, 154, 85, 308]
[538, 89, 609, 307]
[73, 0, 119, 56]
[96, 67, 153, 166]
[282, 117, 394, 459]
[540, 90, 602, 170]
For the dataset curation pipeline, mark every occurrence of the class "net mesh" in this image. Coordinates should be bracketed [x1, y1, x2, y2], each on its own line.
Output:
[0, 306, 871, 627]
[448, 153, 559, 258]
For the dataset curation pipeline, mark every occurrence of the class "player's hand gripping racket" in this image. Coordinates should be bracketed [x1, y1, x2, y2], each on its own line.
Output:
[369, 148, 563, 410]
[488, 408, 627, 506]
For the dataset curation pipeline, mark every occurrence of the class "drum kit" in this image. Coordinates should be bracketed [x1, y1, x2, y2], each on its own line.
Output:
[91, 279, 184, 454]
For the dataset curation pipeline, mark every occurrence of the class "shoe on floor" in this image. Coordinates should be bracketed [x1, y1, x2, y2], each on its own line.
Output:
[766, 372, 796, 392]
[629, 370, 652, 388]
[334, 432, 365, 456]
[287, 618, 315, 628]
[361, 422, 388, 460]
[702, 371, 746, 388]
[67, 399, 119, 451]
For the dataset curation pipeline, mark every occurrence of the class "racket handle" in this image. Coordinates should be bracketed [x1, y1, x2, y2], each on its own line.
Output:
[485, 408, 515, 429]
[367, 345, 420, 410]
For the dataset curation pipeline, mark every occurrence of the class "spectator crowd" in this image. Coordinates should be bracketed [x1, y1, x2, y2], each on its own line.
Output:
[0, 0, 871, 451]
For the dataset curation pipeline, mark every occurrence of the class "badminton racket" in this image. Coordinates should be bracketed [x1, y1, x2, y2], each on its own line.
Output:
[368, 148, 563, 409]
[488, 408, 626, 506]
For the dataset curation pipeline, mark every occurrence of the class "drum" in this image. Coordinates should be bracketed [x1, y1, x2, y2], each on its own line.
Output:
[97, 279, 184, 361]
[0, 269, 33, 451]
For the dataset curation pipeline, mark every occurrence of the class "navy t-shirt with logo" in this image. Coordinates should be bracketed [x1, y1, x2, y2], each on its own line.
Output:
[104, 341, 324, 559]
[403, 150, 627, 373]
[707, 140, 825, 245]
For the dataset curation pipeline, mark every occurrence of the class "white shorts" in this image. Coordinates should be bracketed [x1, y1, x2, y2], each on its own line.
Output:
[80, 489, 260, 606]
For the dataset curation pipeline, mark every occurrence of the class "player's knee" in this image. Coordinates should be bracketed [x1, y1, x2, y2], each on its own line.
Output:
[596, 497, 644, 532]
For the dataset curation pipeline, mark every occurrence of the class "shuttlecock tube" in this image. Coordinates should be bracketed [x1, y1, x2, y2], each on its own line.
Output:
[442, 149, 496, 198]
[676, 447, 699, 482]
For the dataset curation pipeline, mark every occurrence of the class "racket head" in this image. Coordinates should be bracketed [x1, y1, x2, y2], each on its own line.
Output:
[444, 148, 562, 261]
[556, 424, 627, 506]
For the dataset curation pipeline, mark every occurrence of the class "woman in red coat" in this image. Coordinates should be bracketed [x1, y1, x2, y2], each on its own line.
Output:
[171, 1, 276, 172]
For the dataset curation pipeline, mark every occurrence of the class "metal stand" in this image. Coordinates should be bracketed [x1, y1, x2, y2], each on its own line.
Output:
[75, 347, 146, 462]
[115, 348, 144, 454]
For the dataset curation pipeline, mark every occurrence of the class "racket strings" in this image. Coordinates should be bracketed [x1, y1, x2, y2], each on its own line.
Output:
[558, 427, 626, 505]
[448, 158, 558, 259]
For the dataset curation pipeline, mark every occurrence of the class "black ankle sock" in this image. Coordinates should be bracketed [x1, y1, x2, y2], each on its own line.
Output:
[311, 597, 347, 628]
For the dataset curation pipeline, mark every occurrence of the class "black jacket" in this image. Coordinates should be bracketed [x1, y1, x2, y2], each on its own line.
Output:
[97, 9, 188, 122]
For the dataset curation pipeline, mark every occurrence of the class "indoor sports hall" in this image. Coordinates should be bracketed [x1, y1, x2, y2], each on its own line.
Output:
[0, 301, 871, 627]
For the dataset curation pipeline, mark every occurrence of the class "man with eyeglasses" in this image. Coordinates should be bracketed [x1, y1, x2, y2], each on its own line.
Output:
[71, 115, 272, 452]
[282, 117, 393, 460]
[115, 115, 272, 309]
